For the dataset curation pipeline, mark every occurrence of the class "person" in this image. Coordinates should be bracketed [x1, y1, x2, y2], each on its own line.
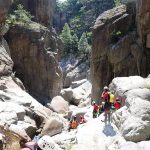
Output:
[99, 101, 105, 114]
[79, 115, 87, 124]
[109, 91, 115, 105]
[92, 101, 99, 118]
[104, 100, 111, 124]
[114, 97, 121, 110]
[68, 116, 78, 131]
[101, 86, 110, 102]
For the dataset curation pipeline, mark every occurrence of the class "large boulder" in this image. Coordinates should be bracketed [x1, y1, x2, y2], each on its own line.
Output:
[61, 80, 92, 106]
[41, 118, 63, 137]
[110, 75, 150, 142]
[49, 96, 69, 114]
[91, 2, 150, 102]
[38, 135, 62, 150]
[60, 56, 90, 88]
[0, 76, 53, 140]
[6, 22, 63, 104]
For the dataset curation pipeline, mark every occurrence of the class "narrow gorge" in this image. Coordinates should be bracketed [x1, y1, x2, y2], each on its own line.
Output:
[0, 0, 149, 150]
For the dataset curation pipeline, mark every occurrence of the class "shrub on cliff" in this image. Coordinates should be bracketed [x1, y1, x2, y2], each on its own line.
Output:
[6, 4, 33, 26]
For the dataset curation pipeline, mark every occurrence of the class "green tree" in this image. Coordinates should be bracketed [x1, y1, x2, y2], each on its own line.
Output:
[71, 33, 79, 54]
[60, 23, 73, 55]
[6, 4, 33, 26]
[114, 0, 121, 6]
[78, 32, 91, 54]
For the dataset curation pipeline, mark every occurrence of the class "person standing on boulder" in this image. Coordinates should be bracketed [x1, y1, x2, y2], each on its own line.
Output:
[104, 100, 111, 124]
[101, 86, 110, 102]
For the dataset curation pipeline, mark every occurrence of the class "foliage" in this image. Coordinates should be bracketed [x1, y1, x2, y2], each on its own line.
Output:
[78, 32, 91, 54]
[6, 4, 33, 26]
[114, 0, 122, 7]
[60, 23, 73, 55]
[111, 30, 124, 43]
[67, 144, 73, 150]
[71, 33, 79, 54]
[56, 0, 115, 37]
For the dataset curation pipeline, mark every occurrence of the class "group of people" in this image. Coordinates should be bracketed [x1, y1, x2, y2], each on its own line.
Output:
[92, 86, 122, 123]
[69, 86, 122, 130]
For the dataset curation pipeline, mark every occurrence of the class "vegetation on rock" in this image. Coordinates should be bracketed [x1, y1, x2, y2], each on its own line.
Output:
[6, 4, 33, 26]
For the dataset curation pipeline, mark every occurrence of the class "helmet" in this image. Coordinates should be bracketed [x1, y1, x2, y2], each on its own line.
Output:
[80, 115, 83, 119]
[104, 86, 109, 90]
[116, 97, 120, 101]
[92, 101, 96, 105]
[102, 101, 105, 105]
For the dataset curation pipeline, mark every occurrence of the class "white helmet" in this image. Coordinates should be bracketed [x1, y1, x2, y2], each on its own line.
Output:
[104, 86, 109, 90]
[92, 101, 96, 105]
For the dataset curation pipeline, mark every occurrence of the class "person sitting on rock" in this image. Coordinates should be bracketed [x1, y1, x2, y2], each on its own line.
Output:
[114, 97, 121, 110]
[92, 101, 99, 118]
[68, 116, 78, 131]
[101, 86, 110, 102]
[79, 115, 87, 124]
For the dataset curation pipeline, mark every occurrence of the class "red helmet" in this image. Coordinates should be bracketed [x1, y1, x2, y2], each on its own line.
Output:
[80, 115, 83, 119]
[116, 97, 120, 101]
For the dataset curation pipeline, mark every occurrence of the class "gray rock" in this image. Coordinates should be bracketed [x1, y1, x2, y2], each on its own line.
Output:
[50, 96, 69, 114]
[111, 76, 150, 142]
[41, 118, 63, 136]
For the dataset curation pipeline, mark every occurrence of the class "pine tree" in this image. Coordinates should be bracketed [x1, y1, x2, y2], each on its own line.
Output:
[78, 32, 91, 55]
[71, 34, 79, 54]
[60, 23, 72, 55]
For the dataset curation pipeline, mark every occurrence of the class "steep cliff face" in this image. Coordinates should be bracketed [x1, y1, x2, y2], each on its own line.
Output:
[6, 22, 62, 104]
[0, 0, 13, 76]
[0, 0, 12, 32]
[91, 1, 150, 101]
[20, 0, 56, 27]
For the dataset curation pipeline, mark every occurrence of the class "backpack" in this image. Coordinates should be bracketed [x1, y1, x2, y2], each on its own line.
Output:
[71, 120, 77, 129]
[101, 91, 110, 101]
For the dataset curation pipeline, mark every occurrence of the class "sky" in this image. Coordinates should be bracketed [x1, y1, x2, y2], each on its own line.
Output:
[58, 0, 66, 2]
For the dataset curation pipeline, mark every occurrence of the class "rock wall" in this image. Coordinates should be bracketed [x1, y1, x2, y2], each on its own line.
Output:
[0, 0, 12, 33]
[20, 0, 56, 27]
[91, 1, 150, 102]
[6, 22, 62, 104]
[110, 75, 150, 142]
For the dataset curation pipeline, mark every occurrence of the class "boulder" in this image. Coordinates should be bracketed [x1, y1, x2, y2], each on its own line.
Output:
[72, 80, 92, 105]
[6, 22, 63, 104]
[71, 79, 87, 89]
[60, 88, 73, 103]
[0, 102, 26, 125]
[41, 118, 63, 137]
[50, 96, 69, 114]
[38, 135, 62, 150]
[110, 76, 150, 142]
[60, 56, 89, 88]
